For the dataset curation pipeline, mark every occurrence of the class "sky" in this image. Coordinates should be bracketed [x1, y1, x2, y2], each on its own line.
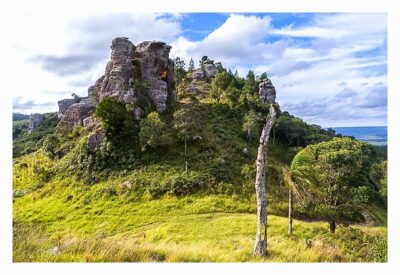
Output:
[10, 13, 387, 127]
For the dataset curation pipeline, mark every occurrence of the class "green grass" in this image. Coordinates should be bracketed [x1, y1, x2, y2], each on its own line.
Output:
[13, 152, 387, 262]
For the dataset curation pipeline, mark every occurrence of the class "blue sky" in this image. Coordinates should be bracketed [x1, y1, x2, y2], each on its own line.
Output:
[10, 13, 387, 127]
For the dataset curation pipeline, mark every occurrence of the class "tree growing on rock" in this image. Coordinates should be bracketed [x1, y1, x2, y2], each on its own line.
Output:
[210, 71, 231, 103]
[290, 137, 375, 233]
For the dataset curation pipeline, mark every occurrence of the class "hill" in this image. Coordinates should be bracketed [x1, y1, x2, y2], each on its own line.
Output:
[12, 37, 387, 262]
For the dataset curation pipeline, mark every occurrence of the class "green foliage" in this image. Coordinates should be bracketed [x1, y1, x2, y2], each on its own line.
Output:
[174, 57, 187, 87]
[274, 111, 335, 146]
[242, 109, 260, 142]
[95, 97, 133, 137]
[243, 70, 256, 93]
[13, 112, 30, 121]
[188, 58, 195, 72]
[42, 134, 60, 159]
[210, 71, 232, 103]
[291, 138, 377, 229]
[13, 113, 59, 158]
[139, 112, 172, 151]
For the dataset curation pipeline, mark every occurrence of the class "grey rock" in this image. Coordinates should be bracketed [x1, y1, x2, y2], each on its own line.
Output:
[58, 102, 95, 130]
[259, 78, 276, 104]
[87, 130, 106, 152]
[48, 246, 60, 255]
[132, 107, 142, 120]
[243, 147, 249, 155]
[120, 181, 132, 189]
[133, 41, 173, 112]
[96, 37, 136, 102]
[28, 113, 44, 133]
[57, 98, 78, 118]
[83, 116, 95, 130]
[192, 68, 204, 80]
[203, 63, 218, 79]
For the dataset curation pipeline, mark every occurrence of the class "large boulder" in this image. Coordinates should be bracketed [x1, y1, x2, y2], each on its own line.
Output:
[28, 113, 44, 133]
[203, 63, 218, 79]
[259, 78, 276, 104]
[191, 63, 218, 80]
[58, 98, 78, 118]
[58, 102, 95, 130]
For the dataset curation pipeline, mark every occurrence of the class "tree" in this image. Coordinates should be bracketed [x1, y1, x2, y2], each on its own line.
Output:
[42, 134, 60, 159]
[242, 109, 260, 142]
[173, 108, 199, 173]
[139, 112, 171, 151]
[253, 104, 277, 256]
[290, 137, 375, 233]
[210, 71, 231, 103]
[188, 58, 195, 72]
[199, 56, 214, 66]
[174, 57, 187, 86]
[244, 70, 256, 94]
[95, 97, 132, 136]
[260, 72, 268, 81]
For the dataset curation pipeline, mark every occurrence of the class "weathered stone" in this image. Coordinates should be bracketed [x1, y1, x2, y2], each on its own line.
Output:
[192, 68, 204, 80]
[58, 102, 95, 130]
[87, 130, 106, 152]
[96, 37, 136, 101]
[28, 113, 44, 133]
[57, 98, 78, 118]
[133, 41, 173, 112]
[132, 107, 142, 120]
[83, 116, 95, 130]
[203, 63, 218, 79]
[259, 78, 276, 104]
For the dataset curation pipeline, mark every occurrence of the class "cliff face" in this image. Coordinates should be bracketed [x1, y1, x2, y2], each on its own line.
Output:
[58, 37, 174, 130]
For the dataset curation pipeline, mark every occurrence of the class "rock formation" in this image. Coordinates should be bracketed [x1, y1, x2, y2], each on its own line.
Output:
[259, 78, 276, 104]
[57, 37, 175, 131]
[191, 63, 218, 80]
[57, 102, 95, 130]
[28, 113, 44, 133]
[57, 98, 78, 118]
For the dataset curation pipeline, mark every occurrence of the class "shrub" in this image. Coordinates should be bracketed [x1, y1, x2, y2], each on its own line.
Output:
[95, 97, 133, 136]
[139, 112, 172, 151]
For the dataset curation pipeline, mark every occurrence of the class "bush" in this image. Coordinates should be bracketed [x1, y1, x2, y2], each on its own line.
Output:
[95, 97, 133, 136]
[139, 112, 172, 151]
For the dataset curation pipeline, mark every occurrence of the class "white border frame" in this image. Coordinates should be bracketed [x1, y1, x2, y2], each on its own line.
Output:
[1, 0, 398, 274]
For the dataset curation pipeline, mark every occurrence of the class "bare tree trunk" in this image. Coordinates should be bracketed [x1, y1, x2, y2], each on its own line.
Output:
[253, 104, 276, 256]
[184, 136, 188, 173]
[288, 189, 293, 236]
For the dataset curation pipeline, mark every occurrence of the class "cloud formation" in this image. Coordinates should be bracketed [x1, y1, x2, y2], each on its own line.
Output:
[11, 13, 386, 126]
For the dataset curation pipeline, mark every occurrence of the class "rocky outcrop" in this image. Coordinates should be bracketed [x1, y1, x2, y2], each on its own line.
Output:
[28, 113, 44, 133]
[58, 99, 78, 118]
[259, 78, 276, 104]
[93, 38, 174, 112]
[94, 37, 136, 102]
[57, 37, 175, 131]
[192, 63, 218, 80]
[132, 41, 173, 112]
[57, 102, 95, 130]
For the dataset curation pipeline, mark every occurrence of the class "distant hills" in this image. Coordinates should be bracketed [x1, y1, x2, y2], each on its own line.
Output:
[333, 126, 387, 146]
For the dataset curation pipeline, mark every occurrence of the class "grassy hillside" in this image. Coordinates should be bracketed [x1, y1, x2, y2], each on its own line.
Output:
[12, 76, 387, 262]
